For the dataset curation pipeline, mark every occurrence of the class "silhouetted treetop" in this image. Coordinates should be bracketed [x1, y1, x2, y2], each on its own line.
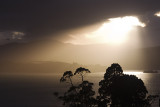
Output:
[97, 63, 154, 107]
[60, 71, 74, 86]
[104, 63, 123, 79]
[63, 71, 73, 77]
[74, 67, 90, 75]
[57, 68, 96, 107]
[74, 67, 91, 82]
[110, 74, 148, 106]
[55, 63, 158, 107]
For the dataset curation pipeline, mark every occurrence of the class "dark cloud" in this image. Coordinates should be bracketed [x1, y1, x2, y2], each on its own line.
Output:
[1, 0, 160, 64]
[137, 11, 160, 47]
[0, 31, 25, 45]
[0, 0, 160, 44]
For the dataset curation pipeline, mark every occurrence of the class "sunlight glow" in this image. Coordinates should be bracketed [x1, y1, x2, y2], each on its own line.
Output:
[65, 16, 145, 45]
[155, 11, 160, 17]
[124, 71, 143, 75]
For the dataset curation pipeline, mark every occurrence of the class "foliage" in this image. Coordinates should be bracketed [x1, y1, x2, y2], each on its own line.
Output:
[55, 64, 158, 107]
[74, 67, 91, 82]
[109, 75, 148, 107]
[60, 71, 74, 86]
[57, 67, 96, 107]
[98, 63, 123, 106]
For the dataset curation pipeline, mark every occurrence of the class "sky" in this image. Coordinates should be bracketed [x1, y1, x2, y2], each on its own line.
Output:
[1, 0, 160, 65]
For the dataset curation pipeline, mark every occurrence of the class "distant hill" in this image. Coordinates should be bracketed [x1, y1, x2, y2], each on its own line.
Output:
[1, 46, 160, 73]
[0, 61, 106, 74]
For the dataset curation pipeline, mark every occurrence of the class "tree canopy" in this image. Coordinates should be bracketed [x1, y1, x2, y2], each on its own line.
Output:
[55, 63, 158, 107]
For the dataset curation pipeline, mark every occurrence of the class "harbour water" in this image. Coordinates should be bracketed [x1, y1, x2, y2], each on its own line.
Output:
[0, 71, 159, 107]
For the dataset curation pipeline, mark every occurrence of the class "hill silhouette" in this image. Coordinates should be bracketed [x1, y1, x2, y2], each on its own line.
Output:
[0, 61, 106, 73]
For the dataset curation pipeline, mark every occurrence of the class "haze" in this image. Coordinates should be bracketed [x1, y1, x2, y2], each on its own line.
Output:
[1, 0, 160, 73]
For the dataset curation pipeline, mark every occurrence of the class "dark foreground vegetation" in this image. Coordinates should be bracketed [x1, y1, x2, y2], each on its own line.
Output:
[54, 63, 158, 107]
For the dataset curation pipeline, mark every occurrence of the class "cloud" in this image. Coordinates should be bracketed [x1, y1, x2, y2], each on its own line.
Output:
[0, 0, 160, 44]
[64, 16, 146, 45]
[12, 31, 25, 40]
[155, 11, 160, 17]
[0, 31, 25, 45]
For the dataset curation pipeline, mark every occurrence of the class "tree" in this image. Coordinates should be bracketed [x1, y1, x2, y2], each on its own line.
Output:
[55, 64, 158, 107]
[75, 81, 96, 106]
[97, 63, 158, 107]
[109, 74, 148, 107]
[97, 63, 123, 106]
[74, 67, 91, 82]
[57, 67, 96, 107]
[60, 71, 74, 86]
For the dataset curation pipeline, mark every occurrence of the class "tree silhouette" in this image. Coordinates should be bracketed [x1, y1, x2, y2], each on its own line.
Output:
[60, 71, 74, 86]
[97, 63, 158, 107]
[75, 81, 96, 106]
[74, 67, 90, 82]
[55, 64, 158, 107]
[98, 63, 123, 106]
[57, 67, 96, 107]
[109, 74, 148, 107]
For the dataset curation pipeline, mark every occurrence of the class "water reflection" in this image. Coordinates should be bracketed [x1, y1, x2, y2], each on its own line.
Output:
[124, 70, 143, 75]
[0, 72, 159, 107]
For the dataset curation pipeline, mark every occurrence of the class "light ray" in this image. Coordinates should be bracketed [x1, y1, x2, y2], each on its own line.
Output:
[65, 16, 145, 45]
[155, 11, 160, 17]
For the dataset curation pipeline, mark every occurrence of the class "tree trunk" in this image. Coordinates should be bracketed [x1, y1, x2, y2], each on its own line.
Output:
[69, 77, 73, 87]
[81, 73, 84, 82]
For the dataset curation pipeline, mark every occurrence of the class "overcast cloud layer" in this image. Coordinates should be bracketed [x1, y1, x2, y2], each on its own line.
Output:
[0, 0, 160, 44]
[1, 0, 160, 64]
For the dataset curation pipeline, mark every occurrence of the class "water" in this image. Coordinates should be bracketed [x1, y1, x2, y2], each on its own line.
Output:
[0, 73, 63, 107]
[0, 72, 159, 107]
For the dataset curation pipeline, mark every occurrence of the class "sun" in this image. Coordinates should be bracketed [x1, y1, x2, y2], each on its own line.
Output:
[155, 11, 160, 17]
[91, 16, 145, 44]
[65, 16, 145, 45]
